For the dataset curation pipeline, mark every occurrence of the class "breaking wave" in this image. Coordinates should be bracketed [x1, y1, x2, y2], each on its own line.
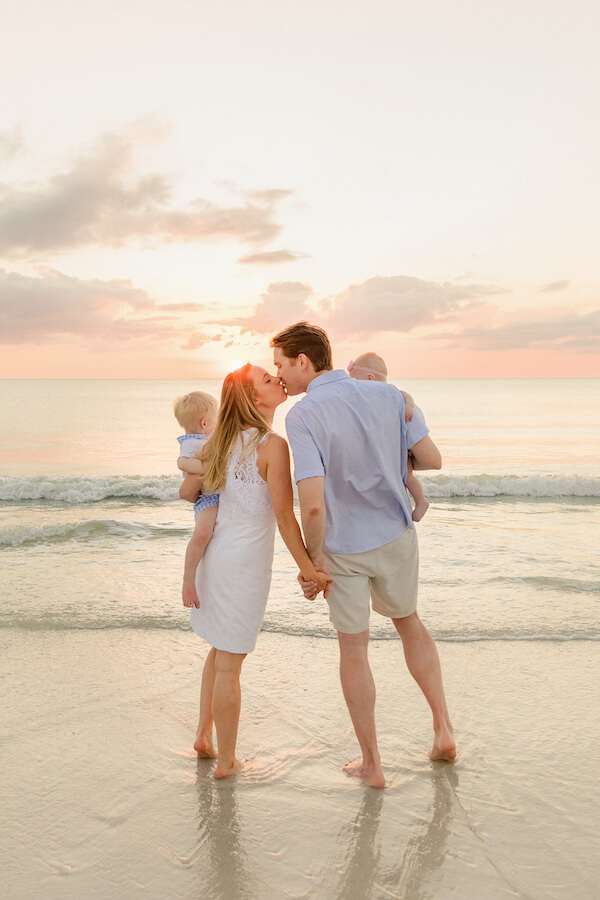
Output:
[1, 473, 599, 505]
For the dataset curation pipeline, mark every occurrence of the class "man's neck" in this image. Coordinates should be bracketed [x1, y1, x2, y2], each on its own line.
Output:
[304, 367, 333, 390]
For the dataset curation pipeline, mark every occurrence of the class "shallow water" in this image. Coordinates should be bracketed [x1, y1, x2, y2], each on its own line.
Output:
[1, 378, 598, 642]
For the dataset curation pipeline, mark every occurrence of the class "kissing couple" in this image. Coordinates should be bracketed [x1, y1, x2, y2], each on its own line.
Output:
[177, 321, 455, 787]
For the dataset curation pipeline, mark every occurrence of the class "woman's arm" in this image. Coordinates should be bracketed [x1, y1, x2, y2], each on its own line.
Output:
[263, 436, 331, 596]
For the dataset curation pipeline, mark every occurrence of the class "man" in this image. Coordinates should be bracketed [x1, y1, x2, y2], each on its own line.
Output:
[272, 322, 456, 789]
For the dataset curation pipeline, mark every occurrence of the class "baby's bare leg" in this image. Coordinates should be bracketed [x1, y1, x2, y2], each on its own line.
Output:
[406, 457, 429, 522]
[182, 506, 218, 607]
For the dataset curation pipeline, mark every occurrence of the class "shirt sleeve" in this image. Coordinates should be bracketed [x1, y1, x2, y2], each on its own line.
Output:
[285, 408, 325, 482]
[177, 437, 206, 458]
[405, 404, 429, 450]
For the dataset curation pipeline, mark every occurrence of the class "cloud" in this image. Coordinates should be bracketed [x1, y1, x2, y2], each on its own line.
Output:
[0, 133, 292, 256]
[181, 331, 224, 350]
[320, 276, 510, 338]
[538, 280, 570, 292]
[0, 266, 207, 345]
[236, 281, 314, 333]
[432, 309, 600, 353]
[234, 274, 510, 338]
[237, 249, 311, 266]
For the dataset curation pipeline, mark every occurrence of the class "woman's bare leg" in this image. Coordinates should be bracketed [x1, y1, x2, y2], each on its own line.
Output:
[194, 647, 217, 757]
[212, 650, 247, 778]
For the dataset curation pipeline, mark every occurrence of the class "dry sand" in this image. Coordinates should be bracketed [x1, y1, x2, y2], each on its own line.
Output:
[2, 629, 598, 899]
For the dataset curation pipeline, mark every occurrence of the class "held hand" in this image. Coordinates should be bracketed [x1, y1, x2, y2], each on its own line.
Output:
[298, 572, 318, 601]
[405, 401, 414, 422]
[297, 566, 333, 601]
[182, 583, 200, 609]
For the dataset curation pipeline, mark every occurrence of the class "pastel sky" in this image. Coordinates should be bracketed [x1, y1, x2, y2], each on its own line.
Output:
[1, 0, 598, 378]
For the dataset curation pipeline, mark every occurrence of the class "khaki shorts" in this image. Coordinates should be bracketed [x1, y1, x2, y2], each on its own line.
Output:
[323, 527, 418, 634]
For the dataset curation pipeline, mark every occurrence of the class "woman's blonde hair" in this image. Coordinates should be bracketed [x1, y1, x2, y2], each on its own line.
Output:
[201, 364, 272, 492]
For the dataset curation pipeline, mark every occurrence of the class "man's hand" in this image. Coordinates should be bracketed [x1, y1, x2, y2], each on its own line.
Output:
[298, 564, 332, 601]
[182, 583, 200, 609]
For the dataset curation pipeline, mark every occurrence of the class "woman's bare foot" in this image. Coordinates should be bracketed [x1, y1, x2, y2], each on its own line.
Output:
[342, 758, 386, 789]
[428, 721, 456, 762]
[412, 499, 430, 522]
[214, 758, 244, 779]
[194, 734, 217, 759]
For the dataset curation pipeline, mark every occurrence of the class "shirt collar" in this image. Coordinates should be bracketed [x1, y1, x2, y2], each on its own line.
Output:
[306, 369, 349, 393]
[177, 433, 207, 444]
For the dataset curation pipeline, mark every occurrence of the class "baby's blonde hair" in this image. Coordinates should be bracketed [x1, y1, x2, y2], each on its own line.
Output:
[354, 352, 387, 379]
[173, 391, 217, 432]
[201, 364, 272, 493]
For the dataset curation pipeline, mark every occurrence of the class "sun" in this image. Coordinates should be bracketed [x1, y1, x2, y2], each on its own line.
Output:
[230, 359, 244, 372]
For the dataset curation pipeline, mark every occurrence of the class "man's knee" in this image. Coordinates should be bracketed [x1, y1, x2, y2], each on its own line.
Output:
[337, 629, 370, 656]
[392, 611, 420, 635]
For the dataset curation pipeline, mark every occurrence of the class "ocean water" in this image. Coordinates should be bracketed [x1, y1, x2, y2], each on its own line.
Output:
[0, 378, 598, 642]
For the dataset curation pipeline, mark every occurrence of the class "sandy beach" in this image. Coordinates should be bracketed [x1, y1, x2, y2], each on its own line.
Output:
[2, 628, 598, 899]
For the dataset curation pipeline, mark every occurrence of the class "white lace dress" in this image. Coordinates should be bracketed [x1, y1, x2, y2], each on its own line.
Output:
[190, 429, 276, 654]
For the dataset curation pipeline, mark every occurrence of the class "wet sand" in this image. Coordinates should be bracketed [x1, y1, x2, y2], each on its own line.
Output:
[1, 629, 598, 899]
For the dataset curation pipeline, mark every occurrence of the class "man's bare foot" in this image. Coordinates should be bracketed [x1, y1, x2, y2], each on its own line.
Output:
[214, 758, 244, 779]
[194, 734, 217, 759]
[342, 758, 386, 789]
[428, 722, 456, 762]
[412, 499, 430, 522]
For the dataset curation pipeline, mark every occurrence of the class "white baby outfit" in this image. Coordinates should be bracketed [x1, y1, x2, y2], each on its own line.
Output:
[190, 429, 276, 654]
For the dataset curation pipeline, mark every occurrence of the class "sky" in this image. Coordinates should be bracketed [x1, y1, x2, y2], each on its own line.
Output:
[0, 0, 598, 378]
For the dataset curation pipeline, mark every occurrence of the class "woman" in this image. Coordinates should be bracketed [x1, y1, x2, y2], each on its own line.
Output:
[179, 364, 330, 779]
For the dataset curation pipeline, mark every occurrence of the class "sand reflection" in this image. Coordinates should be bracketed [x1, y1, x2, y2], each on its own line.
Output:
[194, 766, 255, 900]
[333, 765, 458, 900]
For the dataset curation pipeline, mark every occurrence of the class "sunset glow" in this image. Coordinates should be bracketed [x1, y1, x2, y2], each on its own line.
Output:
[0, 1, 598, 379]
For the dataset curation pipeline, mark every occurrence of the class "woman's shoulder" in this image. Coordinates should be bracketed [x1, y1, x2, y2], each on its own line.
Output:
[259, 432, 288, 456]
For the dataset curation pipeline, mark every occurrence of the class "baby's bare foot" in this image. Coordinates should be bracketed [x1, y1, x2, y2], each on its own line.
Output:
[412, 499, 430, 522]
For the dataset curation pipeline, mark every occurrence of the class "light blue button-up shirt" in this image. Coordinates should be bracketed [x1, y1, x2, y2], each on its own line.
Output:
[285, 370, 429, 554]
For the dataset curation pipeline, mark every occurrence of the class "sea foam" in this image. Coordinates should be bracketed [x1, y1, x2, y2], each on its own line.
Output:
[0, 473, 598, 504]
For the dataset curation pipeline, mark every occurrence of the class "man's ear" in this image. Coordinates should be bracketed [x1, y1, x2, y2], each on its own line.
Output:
[298, 352, 309, 371]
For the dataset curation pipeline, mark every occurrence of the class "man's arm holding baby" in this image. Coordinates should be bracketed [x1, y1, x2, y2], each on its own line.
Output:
[409, 435, 442, 471]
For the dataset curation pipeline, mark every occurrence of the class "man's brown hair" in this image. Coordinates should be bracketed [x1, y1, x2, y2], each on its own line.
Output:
[270, 321, 332, 372]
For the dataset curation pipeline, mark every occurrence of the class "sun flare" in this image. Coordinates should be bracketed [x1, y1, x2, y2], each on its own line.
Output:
[230, 359, 244, 372]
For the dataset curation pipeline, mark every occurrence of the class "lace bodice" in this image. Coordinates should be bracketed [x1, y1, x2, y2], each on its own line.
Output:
[222, 429, 273, 518]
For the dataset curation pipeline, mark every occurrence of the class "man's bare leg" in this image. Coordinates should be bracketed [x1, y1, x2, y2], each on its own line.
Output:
[392, 612, 456, 761]
[338, 630, 386, 788]
[212, 650, 246, 779]
[194, 647, 217, 758]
